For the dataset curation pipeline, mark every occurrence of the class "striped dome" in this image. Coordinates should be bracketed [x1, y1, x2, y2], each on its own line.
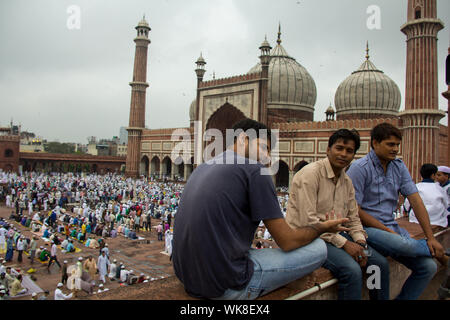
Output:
[248, 38, 316, 115]
[334, 50, 401, 119]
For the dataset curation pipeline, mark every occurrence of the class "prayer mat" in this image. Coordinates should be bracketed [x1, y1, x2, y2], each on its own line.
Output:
[61, 247, 82, 254]
[11, 274, 43, 298]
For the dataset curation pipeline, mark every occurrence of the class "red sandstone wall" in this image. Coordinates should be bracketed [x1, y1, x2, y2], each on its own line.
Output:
[0, 137, 20, 172]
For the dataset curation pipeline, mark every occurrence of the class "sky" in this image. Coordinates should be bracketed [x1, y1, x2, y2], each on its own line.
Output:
[1, 0, 449, 144]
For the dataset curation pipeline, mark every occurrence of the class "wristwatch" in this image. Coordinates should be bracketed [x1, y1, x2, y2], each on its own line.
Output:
[356, 242, 368, 250]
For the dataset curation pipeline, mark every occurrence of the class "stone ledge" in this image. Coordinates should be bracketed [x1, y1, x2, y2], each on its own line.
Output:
[83, 217, 448, 300]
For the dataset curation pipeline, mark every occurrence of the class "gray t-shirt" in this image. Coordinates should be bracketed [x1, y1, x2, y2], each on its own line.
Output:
[173, 151, 283, 298]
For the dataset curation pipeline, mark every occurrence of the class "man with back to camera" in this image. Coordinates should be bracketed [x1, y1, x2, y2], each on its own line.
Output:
[173, 118, 349, 300]
[286, 129, 390, 300]
[346, 122, 447, 300]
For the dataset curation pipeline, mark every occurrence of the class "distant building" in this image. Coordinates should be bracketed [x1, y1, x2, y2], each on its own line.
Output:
[0, 125, 20, 172]
[117, 144, 128, 157]
[20, 131, 45, 153]
[119, 127, 128, 145]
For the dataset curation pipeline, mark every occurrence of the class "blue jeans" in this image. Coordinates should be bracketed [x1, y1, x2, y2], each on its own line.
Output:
[213, 238, 327, 300]
[364, 227, 437, 300]
[322, 232, 390, 300]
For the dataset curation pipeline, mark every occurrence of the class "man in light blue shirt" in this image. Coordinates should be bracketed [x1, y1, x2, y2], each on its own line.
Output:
[347, 122, 446, 300]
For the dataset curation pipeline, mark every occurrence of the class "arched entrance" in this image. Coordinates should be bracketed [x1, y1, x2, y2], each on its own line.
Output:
[275, 160, 289, 188]
[150, 156, 160, 178]
[205, 103, 247, 156]
[293, 160, 309, 173]
[140, 155, 149, 177]
[161, 156, 172, 179]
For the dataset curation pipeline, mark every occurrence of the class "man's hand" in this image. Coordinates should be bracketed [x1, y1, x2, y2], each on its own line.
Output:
[427, 237, 444, 258]
[315, 210, 350, 234]
[343, 240, 367, 267]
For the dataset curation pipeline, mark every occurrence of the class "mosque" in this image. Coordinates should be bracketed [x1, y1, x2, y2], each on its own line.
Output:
[125, 0, 448, 188]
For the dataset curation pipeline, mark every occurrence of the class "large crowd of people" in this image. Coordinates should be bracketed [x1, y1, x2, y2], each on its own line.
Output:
[0, 172, 183, 300]
[1, 120, 449, 301]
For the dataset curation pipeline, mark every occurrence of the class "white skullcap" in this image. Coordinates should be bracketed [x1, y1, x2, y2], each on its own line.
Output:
[78, 257, 83, 261]
[99, 284, 104, 288]
[438, 166, 450, 174]
[32, 292, 37, 297]
[57, 283, 63, 287]
[63, 260, 68, 264]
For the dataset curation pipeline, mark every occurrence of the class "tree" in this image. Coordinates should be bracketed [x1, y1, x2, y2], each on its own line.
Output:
[44, 142, 76, 154]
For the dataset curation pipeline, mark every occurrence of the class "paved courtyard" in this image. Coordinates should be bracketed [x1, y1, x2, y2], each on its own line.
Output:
[0, 205, 175, 300]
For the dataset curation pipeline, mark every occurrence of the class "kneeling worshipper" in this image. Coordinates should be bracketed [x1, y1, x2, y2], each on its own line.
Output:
[54, 282, 73, 300]
[9, 274, 27, 297]
[39, 246, 50, 262]
[127, 270, 138, 285]
[66, 240, 75, 253]
[120, 265, 129, 283]
[108, 259, 117, 280]
[88, 237, 99, 249]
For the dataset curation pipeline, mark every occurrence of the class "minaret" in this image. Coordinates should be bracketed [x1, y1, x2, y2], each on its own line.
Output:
[259, 35, 271, 125]
[125, 16, 151, 178]
[400, 0, 445, 181]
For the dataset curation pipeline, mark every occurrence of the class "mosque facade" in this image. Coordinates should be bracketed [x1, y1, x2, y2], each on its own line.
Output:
[124, 0, 446, 185]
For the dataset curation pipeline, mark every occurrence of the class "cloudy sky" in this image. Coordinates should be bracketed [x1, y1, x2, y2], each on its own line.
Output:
[1, 0, 449, 144]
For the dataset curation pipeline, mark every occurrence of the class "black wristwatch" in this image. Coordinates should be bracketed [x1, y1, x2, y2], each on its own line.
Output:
[356, 242, 368, 250]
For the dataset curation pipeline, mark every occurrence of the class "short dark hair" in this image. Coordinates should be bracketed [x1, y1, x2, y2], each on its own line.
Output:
[420, 163, 437, 179]
[328, 129, 361, 154]
[231, 118, 277, 147]
[370, 123, 402, 148]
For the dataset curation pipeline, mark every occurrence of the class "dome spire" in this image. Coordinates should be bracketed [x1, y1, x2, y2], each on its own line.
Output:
[277, 22, 282, 45]
[365, 41, 370, 60]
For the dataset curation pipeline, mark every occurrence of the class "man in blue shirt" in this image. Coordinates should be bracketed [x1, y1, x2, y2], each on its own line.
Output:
[173, 118, 349, 300]
[347, 122, 446, 300]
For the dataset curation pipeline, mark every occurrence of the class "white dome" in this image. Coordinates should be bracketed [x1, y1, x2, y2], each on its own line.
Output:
[334, 53, 401, 119]
[248, 41, 317, 114]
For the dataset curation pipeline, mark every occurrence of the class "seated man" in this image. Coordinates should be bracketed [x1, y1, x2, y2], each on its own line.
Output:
[286, 129, 389, 300]
[173, 118, 347, 300]
[61, 237, 69, 251]
[128, 230, 137, 240]
[347, 122, 446, 300]
[404, 164, 449, 228]
[77, 231, 85, 242]
[9, 274, 27, 297]
[119, 265, 129, 283]
[70, 228, 77, 238]
[88, 238, 99, 249]
[436, 166, 450, 215]
[126, 270, 138, 285]
[43, 228, 50, 239]
[108, 259, 117, 280]
[39, 247, 50, 262]
[66, 240, 75, 253]
[137, 273, 146, 283]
